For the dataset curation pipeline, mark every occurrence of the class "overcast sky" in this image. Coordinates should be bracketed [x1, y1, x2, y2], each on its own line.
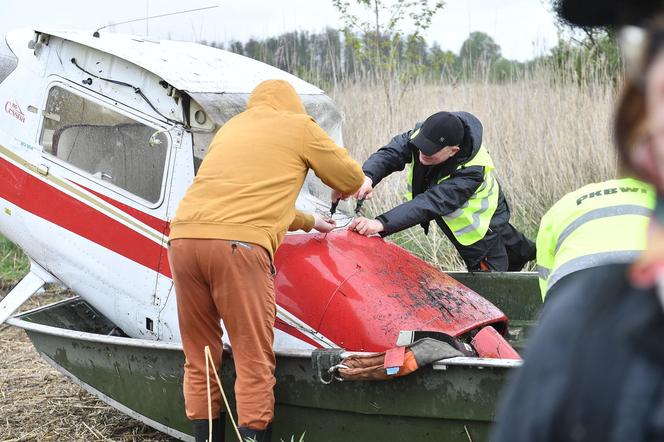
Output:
[3, 0, 559, 61]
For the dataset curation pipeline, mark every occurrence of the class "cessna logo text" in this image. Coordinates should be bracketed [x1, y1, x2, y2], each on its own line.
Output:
[576, 186, 649, 205]
[5, 101, 25, 123]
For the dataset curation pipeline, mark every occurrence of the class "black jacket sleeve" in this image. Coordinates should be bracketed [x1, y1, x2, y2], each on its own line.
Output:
[376, 165, 484, 236]
[361, 130, 414, 186]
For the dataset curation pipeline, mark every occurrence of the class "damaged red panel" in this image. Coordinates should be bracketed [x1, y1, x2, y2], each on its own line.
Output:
[275, 230, 507, 352]
[471, 326, 521, 359]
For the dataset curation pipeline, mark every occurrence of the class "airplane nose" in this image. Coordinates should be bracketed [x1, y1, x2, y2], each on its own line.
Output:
[275, 230, 508, 352]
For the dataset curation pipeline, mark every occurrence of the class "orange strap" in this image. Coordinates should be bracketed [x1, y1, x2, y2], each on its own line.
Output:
[338, 350, 419, 381]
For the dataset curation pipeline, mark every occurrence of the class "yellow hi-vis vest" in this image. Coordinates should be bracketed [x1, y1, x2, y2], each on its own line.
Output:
[407, 146, 499, 246]
[536, 177, 655, 300]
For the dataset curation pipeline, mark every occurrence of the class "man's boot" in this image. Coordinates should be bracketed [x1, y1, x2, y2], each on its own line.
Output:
[238, 423, 272, 442]
[191, 414, 226, 442]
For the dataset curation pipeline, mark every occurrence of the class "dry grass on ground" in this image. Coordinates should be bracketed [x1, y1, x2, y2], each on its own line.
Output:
[0, 287, 176, 442]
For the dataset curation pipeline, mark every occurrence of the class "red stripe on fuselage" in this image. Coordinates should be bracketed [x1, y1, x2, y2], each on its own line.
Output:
[0, 156, 172, 278]
[71, 182, 170, 236]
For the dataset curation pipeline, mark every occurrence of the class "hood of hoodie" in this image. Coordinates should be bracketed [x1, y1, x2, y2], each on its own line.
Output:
[453, 111, 483, 163]
[246, 79, 307, 114]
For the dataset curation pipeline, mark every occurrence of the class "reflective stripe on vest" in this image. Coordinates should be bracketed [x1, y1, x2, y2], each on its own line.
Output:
[554, 204, 652, 255]
[407, 146, 498, 245]
[442, 171, 497, 242]
[547, 250, 642, 291]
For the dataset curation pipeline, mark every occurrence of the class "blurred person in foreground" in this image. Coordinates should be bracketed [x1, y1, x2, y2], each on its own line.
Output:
[492, 5, 664, 441]
[347, 111, 535, 271]
[168, 79, 364, 442]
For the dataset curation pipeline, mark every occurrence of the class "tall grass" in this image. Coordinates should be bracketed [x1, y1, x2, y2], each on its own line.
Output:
[0, 236, 28, 282]
[330, 61, 618, 269]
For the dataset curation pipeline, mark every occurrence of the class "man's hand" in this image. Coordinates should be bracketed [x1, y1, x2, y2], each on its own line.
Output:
[331, 189, 351, 202]
[353, 176, 374, 200]
[349, 217, 384, 236]
[313, 213, 336, 233]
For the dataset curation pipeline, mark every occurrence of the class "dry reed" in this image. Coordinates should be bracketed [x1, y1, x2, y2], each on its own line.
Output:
[331, 67, 617, 268]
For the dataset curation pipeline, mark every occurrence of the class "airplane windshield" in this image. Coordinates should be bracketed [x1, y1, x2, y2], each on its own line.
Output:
[191, 92, 343, 148]
[189, 92, 347, 209]
[0, 36, 18, 84]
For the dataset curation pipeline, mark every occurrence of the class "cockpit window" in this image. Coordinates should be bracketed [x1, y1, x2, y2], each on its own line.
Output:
[0, 37, 18, 84]
[40, 86, 168, 203]
[187, 93, 248, 168]
[190, 92, 343, 164]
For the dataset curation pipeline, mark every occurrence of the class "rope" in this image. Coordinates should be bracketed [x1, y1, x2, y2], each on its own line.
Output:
[205, 351, 212, 441]
[204, 345, 243, 442]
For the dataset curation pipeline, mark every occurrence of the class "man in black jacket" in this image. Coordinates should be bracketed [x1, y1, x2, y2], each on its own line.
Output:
[349, 111, 535, 271]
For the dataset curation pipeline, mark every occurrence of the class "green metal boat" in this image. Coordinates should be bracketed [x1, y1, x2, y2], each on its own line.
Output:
[6, 271, 541, 442]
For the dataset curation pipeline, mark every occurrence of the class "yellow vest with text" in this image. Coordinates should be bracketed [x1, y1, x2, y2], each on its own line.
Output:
[407, 146, 499, 246]
[536, 177, 655, 300]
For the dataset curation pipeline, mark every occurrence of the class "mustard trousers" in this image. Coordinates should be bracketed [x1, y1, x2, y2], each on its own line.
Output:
[168, 238, 276, 430]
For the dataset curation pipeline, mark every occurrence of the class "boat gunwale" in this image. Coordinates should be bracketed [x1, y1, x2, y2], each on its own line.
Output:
[6, 297, 521, 368]
[446, 271, 539, 277]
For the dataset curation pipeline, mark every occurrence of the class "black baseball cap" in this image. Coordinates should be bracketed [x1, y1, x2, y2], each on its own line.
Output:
[410, 112, 465, 156]
[557, 0, 663, 27]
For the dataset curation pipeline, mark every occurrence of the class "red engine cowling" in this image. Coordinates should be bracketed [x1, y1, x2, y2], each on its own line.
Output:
[471, 326, 521, 359]
[274, 230, 508, 352]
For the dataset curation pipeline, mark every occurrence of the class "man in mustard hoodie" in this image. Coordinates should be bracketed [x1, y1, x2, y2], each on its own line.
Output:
[168, 79, 364, 442]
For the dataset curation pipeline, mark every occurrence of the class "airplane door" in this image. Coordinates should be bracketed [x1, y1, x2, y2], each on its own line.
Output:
[35, 82, 180, 338]
[154, 129, 195, 342]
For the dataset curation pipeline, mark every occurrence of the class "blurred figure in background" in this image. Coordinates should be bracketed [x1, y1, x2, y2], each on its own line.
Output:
[492, 4, 664, 441]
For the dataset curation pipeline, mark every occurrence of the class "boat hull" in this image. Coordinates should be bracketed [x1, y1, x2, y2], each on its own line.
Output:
[8, 272, 540, 441]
